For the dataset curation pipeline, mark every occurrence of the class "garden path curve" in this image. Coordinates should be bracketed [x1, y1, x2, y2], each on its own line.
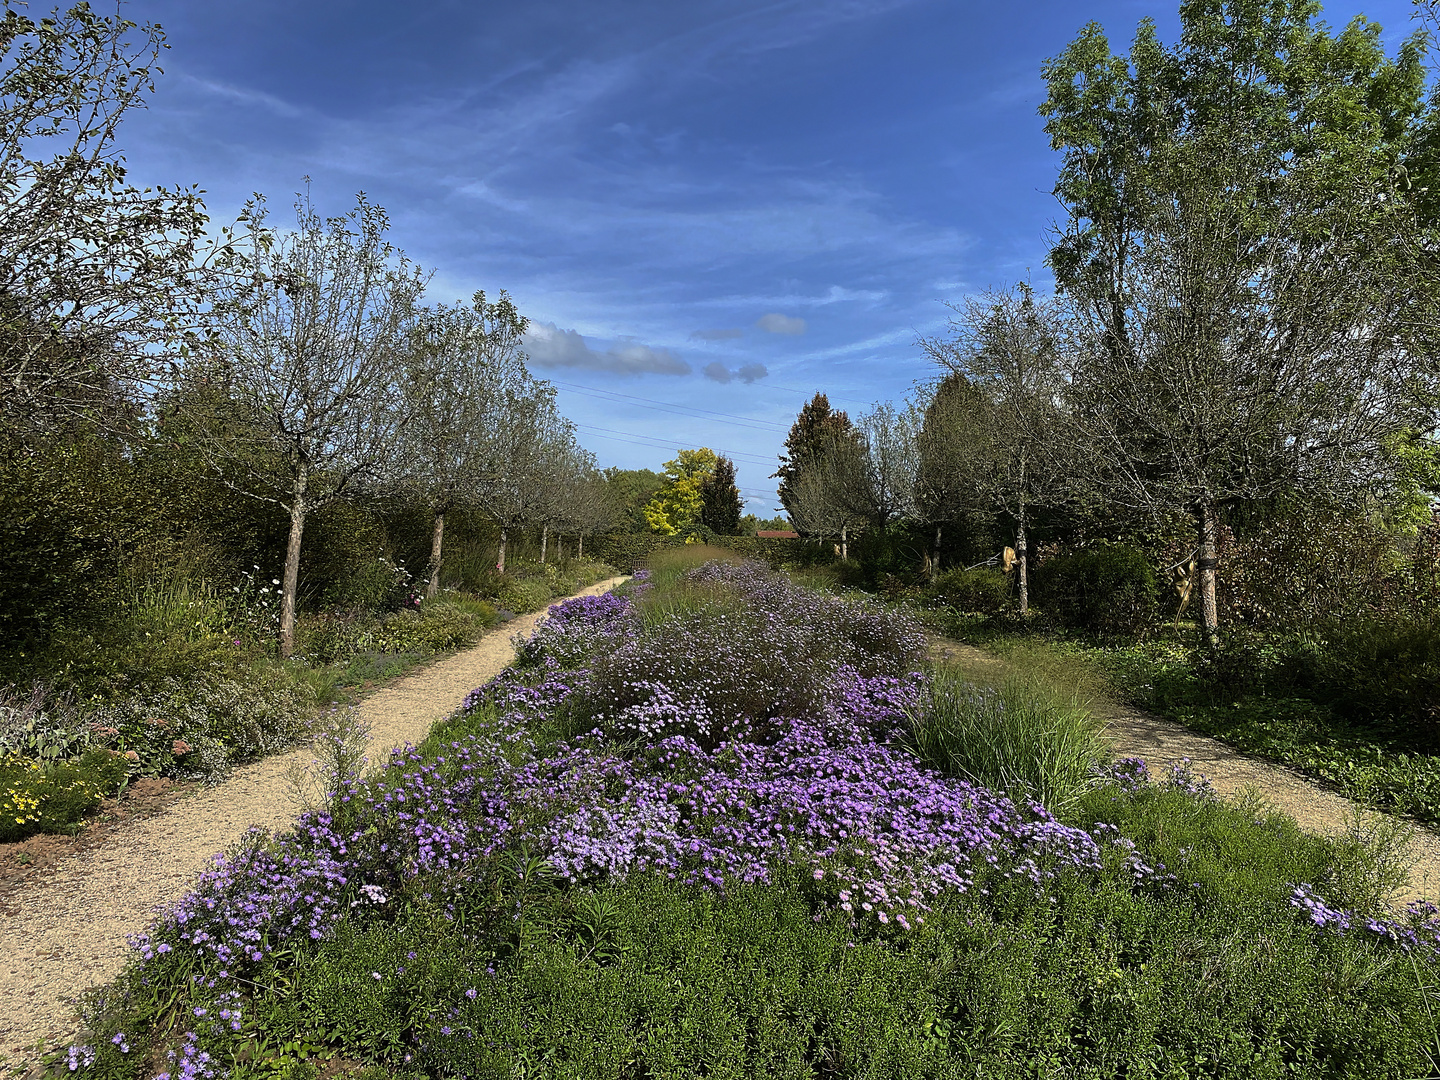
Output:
[930, 638, 1440, 911]
[0, 577, 628, 1073]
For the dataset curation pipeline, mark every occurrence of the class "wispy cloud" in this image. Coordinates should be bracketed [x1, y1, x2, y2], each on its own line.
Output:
[525, 322, 691, 376]
[690, 327, 744, 340]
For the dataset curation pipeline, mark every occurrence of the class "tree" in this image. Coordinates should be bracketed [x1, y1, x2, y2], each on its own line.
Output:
[784, 447, 864, 557]
[699, 455, 742, 535]
[399, 292, 529, 596]
[471, 380, 572, 573]
[192, 191, 428, 656]
[642, 448, 718, 535]
[555, 469, 616, 558]
[914, 373, 985, 577]
[0, 2, 219, 433]
[1042, 2, 1440, 644]
[602, 467, 667, 533]
[773, 393, 860, 529]
[919, 286, 1075, 612]
[533, 430, 596, 563]
[829, 402, 921, 533]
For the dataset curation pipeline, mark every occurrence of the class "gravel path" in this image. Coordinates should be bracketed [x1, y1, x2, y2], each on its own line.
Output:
[0, 578, 627, 1073]
[930, 638, 1440, 910]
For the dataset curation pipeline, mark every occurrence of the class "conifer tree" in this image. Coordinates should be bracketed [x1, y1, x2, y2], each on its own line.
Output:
[700, 456, 742, 535]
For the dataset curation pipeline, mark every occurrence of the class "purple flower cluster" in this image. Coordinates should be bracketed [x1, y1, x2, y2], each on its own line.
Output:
[515, 592, 635, 668]
[1092, 756, 1215, 801]
[524, 722, 1102, 924]
[130, 634, 1097, 976]
[1094, 757, 1150, 792]
[561, 562, 929, 752]
[1289, 885, 1440, 955]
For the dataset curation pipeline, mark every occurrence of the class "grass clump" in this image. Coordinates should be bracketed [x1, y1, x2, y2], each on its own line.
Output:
[905, 666, 1109, 811]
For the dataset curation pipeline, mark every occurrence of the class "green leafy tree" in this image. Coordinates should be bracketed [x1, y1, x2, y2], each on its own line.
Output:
[398, 291, 529, 596]
[1042, 0, 1440, 644]
[602, 467, 667, 532]
[773, 393, 860, 530]
[919, 286, 1076, 612]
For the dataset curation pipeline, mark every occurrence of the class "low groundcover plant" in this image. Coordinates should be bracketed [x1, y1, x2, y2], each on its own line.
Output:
[64, 561, 1440, 1079]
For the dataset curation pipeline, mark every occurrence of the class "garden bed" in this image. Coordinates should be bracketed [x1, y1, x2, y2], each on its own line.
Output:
[46, 555, 1440, 1079]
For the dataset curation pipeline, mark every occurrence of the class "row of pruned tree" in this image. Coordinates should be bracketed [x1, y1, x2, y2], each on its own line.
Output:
[169, 194, 614, 654]
[0, 5, 611, 656]
[779, 0, 1440, 646]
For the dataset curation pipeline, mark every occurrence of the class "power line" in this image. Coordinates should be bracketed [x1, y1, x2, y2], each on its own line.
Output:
[575, 423, 774, 467]
[552, 380, 789, 432]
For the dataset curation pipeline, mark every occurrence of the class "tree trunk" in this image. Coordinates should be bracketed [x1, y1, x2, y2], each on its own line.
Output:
[540, 524, 548, 563]
[497, 528, 508, 574]
[426, 511, 445, 599]
[577, 531, 585, 559]
[280, 467, 308, 658]
[840, 524, 848, 561]
[933, 524, 943, 579]
[1016, 519, 1029, 617]
[1196, 502, 1220, 647]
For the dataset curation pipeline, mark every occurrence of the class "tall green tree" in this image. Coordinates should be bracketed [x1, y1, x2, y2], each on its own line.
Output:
[699, 455, 743, 535]
[773, 393, 860, 531]
[399, 291, 529, 597]
[602, 467, 666, 533]
[642, 448, 718, 536]
[1042, 0, 1440, 644]
[919, 286, 1074, 612]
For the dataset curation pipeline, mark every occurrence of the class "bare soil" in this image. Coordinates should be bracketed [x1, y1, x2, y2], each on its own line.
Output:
[929, 638, 1440, 909]
[0, 578, 627, 1075]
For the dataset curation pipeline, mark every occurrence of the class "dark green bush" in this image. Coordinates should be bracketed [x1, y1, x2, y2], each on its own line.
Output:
[927, 567, 1012, 615]
[1318, 617, 1440, 740]
[1032, 545, 1159, 634]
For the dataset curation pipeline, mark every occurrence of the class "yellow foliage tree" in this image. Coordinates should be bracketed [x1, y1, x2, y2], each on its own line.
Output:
[642, 448, 718, 535]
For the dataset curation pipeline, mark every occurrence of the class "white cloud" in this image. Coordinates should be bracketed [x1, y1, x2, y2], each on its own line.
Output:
[524, 322, 690, 376]
[756, 313, 807, 335]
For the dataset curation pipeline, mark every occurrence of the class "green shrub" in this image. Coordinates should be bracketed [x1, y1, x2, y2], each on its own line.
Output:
[905, 667, 1109, 809]
[1318, 617, 1440, 739]
[88, 670, 314, 782]
[497, 577, 551, 614]
[1071, 779, 1411, 920]
[99, 861, 1440, 1079]
[1032, 545, 1159, 634]
[0, 682, 89, 765]
[927, 567, 1012, 615]
[0, 748, 126, 841]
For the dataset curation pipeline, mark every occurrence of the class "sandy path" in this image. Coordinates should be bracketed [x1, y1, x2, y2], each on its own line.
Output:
[930, 638, 1440, 910]
[0, 577, 627, 1071]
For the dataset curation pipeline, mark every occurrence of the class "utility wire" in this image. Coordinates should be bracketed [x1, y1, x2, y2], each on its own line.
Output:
[574, 423, 774, 467]
[552, 380, 789, 432]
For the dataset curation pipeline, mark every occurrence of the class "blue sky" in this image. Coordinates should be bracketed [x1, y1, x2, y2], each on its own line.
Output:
[118, 0, 1426, 514]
